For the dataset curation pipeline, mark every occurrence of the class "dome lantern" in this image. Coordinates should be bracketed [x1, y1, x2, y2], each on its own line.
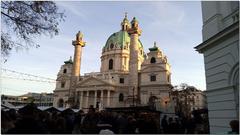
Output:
[121, 12, 130, 31]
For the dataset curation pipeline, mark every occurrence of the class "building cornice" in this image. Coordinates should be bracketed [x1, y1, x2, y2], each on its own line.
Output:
[53, 89, 69, 92]
[195, 21, 239, 53]
[140, 84, 173, 88]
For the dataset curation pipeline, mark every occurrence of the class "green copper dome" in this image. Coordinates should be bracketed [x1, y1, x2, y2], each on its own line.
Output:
[64, 56, 73, 64]
[104, 30, 143, 50]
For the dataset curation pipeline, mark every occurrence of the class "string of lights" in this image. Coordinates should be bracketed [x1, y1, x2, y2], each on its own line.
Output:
[1, 87, 47, 95]
[1, 68, 55, 81]
[2, 87, 123, 99]
[1, 68, 131, 99]
[1, 76, 56, 83]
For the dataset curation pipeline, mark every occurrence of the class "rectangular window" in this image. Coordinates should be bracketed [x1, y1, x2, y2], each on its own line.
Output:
[61, 82, 65, 88]
[120, 78, 124, 84]
[150, 75, 156, 81]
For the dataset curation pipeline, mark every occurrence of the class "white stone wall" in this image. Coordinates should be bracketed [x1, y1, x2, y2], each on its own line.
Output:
[140, 87, 170, 105]
[202, 1, 239, 41]
[53, 63, 73, 107]
[101, 49, 130, 72]
[199, 1, 239, 133]
[53, 90, 69, 107]
[202, 36, 238, 133]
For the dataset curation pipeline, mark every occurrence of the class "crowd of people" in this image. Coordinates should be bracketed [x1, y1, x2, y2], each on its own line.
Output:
[2, 103, 161, 134]
[161, 114, 206, 134]
[1, 103, 238, 134]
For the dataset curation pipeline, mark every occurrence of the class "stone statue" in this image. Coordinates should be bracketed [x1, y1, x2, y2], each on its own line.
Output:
[76, 31, 83, 41]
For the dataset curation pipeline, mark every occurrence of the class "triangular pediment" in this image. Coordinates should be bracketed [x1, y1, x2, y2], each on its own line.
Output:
[76, 77, 113, 87]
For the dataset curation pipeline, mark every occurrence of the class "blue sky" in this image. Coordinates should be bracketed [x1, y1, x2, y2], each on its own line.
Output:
[1, 1, 205, 96]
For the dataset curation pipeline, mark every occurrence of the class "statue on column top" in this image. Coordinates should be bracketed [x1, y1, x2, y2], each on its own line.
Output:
[76, 31, 83, 41]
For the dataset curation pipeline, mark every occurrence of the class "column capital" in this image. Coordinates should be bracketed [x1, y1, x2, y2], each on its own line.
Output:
[72, 40, 86, 47]
[72, 31, 86, 47]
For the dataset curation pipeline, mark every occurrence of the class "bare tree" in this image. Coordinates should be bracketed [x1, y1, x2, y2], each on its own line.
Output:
[1, 1, 65, 61]
[170, 83, 197, 118]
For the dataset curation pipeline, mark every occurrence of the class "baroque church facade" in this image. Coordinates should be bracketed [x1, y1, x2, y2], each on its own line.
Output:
[53, 15, 174, 113]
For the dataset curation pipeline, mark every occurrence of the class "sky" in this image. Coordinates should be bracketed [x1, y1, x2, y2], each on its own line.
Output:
[1, 1, 206, 96]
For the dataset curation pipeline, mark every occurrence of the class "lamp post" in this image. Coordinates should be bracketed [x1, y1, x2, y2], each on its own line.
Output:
[40, 94, 42, 107]
[133, 87, 135, 107]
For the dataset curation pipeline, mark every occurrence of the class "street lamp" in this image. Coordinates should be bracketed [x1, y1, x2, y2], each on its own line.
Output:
[133, 87, 135, 107]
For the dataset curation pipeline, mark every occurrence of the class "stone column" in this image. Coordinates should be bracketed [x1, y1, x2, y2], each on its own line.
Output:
[79, 91, 83, 109]
[85, 91, 89, 108]
[127, 17, 142, 101]
[69, 31, 86, 107]
[107, 90, 110, 107]
[94, 91, 97, 108]
[72, 45, 82, 76]
[129, 33, 139, 95]
[72, 31, 86, 77]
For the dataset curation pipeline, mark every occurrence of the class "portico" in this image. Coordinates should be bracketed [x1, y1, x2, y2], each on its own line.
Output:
[77, 89, 113, 109]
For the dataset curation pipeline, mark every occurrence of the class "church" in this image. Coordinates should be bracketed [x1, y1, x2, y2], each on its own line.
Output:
[53, 14, 174, 113]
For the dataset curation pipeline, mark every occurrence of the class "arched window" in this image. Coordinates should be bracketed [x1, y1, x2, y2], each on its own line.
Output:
[58, 99, 64, 107]
[109, 59, 113, 70]
[110, 43, 114, 49]
[233, 68, 239, 118]
[150, 57, 156, 63]
[119, 93, 124, 102]
[63, 69, 67, 73]
[229, 63, 239, 118]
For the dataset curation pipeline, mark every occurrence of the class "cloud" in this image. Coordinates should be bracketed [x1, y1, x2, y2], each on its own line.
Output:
[140, 2, 186, 34]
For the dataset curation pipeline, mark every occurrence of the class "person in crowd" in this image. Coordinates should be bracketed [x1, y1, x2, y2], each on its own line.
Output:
[115, 113, 128, 134]
[173, 117, 181, 134]
[97, 111, 114, 133]
[7, 103, 48, 134]
[228, 120, 239, 134]
[124, 115, 137, 134]
[72, 111, 82, 134]
[161, 115, 168, 133]
[167, 117, 175, 134]
[80, 106, 99, 134]
[1, 110, 15, 134]
[186, 116, 196, 134]
[138, 113, 158, 134]
[53, 116, 67, 134]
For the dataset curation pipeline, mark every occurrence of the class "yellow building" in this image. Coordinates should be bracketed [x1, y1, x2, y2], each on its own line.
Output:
[53, 15, 174, 113]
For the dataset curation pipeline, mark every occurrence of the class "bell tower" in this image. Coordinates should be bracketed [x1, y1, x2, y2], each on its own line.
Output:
[127, 17, 142, 106]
